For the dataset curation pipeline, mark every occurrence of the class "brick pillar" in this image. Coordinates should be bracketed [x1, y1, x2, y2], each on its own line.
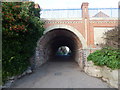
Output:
[81, 2, 90, 47]
[81, 2, 89, 19]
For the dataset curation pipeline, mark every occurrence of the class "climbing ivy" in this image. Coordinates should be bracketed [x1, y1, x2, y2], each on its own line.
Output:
[2, 2, 44, 83]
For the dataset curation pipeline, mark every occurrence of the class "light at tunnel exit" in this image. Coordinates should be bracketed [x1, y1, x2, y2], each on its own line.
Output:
[56, 46, 71, 56]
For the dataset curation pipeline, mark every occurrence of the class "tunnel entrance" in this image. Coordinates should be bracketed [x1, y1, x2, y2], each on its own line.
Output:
[35, 28, 84, 69]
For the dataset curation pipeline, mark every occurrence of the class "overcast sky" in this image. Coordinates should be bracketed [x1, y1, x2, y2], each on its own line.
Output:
[34, 0, 120, 9]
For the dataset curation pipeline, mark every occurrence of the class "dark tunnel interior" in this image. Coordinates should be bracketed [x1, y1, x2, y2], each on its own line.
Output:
[40, 28, 82, 62]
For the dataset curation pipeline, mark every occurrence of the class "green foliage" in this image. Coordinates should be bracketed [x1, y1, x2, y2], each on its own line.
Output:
[2, 2, 44, 83]
[87, 47, 120, 70]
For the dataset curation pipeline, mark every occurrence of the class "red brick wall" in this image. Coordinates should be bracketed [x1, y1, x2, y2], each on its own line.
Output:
[43, 2, 118, 48]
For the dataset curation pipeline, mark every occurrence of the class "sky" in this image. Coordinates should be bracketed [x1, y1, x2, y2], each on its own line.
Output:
[33, 0, 120, 9]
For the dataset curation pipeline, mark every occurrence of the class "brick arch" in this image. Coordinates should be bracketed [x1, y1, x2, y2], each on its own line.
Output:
[44, 24, 87, 49]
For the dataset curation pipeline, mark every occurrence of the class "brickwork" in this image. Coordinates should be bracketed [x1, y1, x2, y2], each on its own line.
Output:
[42, 2, 118, 47]
[34, 2, 119, 69]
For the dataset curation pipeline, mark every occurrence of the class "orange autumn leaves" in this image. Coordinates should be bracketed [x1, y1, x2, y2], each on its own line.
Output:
[10, 25, 27, 32]
[2, 3, 29, 33]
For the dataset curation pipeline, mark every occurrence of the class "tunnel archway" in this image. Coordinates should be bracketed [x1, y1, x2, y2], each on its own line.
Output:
[35, 25, 87, 69]
[44, 24, 87, 49]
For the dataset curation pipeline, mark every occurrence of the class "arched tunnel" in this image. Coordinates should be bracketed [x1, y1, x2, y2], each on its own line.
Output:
[35, 28, 84, 68]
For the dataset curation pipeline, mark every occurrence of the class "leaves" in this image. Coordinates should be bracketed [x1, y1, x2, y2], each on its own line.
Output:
[102, 27, 120, 49]
[2, 2, 44, 83]
[87, 47, 120, 70]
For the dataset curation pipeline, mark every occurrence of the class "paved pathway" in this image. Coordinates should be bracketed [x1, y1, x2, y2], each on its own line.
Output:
[13, 60, 110, 88]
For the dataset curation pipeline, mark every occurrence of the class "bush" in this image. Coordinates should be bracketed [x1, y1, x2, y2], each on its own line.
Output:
[87, 47, 120, 70]
[102, 27, 120, 49]
[2, 2, 44, 83]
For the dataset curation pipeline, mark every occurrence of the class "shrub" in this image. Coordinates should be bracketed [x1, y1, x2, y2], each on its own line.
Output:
[2, 2, 44, 83]
[87, 47, 120, 69]
[101, 27, 120, 49]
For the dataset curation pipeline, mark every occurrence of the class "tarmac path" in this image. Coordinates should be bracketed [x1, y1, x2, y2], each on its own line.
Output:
[13, 58, 110, 88]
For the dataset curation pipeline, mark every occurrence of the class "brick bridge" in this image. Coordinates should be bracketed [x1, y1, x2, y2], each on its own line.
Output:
[34, 2, 119, 69]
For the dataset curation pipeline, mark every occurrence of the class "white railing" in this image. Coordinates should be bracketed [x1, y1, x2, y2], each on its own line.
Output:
[40, 8, 119, 19]
[40, 8, 82, 19]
